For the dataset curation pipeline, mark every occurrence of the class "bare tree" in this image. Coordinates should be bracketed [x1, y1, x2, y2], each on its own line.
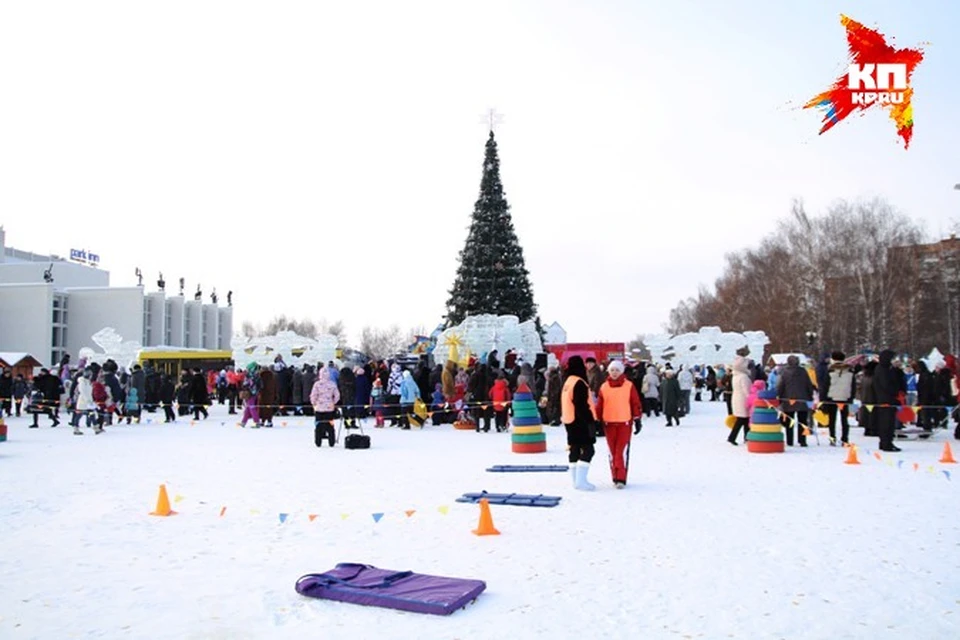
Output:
[254, 316, 348, 346]
[240, 320, 260, 338]
[322, 320, 348, 347]
[626, 335, 650, 359]
[360, 325, 406, 361]
[665, 197, 926, 355]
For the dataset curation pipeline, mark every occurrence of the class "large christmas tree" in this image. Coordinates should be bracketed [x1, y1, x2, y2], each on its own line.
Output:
[445, 130, 540, 329]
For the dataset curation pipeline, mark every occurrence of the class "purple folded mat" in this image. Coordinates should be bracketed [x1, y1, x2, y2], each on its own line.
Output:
[295, 563, 486, 616]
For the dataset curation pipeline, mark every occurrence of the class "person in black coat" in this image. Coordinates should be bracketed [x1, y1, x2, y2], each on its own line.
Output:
[338, 366, 357, 428]
[915, 361, 938, 431]
[0, 369, 13, 417]
[159, 374, 176, 422]
[354, 367, 371, 421]
[144, 365, 161, 412]
[776, 355, 814, 447]
[872, 349, 904, 452]
[31, 368, 62, 427]
[563, 356, 598, 491]
[468, 364, 491, 432]
[189, 368, 210, 420]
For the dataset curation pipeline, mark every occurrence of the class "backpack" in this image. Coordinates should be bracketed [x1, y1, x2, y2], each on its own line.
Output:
[92, 381, 108, 405]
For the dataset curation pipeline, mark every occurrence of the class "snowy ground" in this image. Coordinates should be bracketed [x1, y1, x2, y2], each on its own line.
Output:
[1, 400, 958, 639]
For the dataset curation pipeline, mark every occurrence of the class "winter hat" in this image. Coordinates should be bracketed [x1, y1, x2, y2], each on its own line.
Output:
[607, 360, 625, 374]
[831, 351, 846, 361]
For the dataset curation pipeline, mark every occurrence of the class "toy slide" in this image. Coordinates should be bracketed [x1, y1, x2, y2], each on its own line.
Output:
[486, 465, 569, 472]
[456, 491, 562, 507]
[295, 563, 486, 616]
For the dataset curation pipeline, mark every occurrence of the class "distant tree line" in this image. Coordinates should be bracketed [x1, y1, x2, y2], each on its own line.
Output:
[666, 198, 960, 356]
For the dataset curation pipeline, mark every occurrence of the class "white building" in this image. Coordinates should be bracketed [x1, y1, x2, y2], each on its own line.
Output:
[0, 227, 233, 367]
[542, 321, 567, 346]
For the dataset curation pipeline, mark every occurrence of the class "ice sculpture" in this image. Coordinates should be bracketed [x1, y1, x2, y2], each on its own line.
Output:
[231, 331, 339, 369]
[82, 328, 144, 368]
[646, 327, 770, 370]
[434, 314, 543, 364]
[922, 347, 946, 372]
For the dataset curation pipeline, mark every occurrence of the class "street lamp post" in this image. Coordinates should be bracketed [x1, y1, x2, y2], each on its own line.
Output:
[805, 331, 818, 351]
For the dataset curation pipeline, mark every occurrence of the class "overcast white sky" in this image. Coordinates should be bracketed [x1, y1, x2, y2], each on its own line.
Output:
[1, 0, 957, 346]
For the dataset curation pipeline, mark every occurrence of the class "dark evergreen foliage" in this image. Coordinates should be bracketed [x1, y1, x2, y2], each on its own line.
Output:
[446, 131, 539, 331]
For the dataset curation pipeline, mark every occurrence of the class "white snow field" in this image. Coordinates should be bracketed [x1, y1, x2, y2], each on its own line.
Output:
[1, 400, 958, 639]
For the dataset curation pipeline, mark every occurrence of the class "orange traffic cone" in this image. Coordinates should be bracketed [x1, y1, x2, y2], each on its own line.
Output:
[471, 498, 500, 536]
[149, 484, 177, 516]
[939, 442, 957, 464]
[843, 445, 861, 465]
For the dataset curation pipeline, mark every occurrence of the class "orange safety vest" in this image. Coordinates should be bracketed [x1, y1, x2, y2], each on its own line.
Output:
[561, 375, 596, 424]
[598, 380, 635, 423]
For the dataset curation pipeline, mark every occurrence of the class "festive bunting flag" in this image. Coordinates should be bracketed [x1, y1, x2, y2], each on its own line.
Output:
[281, 422, 287, 427]
[837, 403, 845, 411]
[250, 509, 260, 515]
[438, 506, 450, 515]
[865, 405, 874, 412]
[897, 460, 904, 469]
[279, 513, 288, 524]
[913, 462, 919, 471]
[405, 510, 416, 517]
[944, 470, 952, 481]
[308, 514, 318, 522]
[220, 421, 225, 426]
[174, 494, 185, 503]
[340, 513, 350, 520]
[219, 506, 227, 517]
[874, 452, 882, 461]
[372, 513, 384, 523]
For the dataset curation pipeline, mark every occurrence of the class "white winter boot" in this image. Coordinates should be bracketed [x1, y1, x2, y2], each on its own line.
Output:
[574, 461, 595, 491]
[569, 464, 578, 488]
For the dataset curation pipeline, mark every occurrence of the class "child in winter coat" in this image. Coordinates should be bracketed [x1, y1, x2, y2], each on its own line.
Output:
[490, 374, 512, 432]
[370, 377, 385, 427]
[398, 370, 420, 430]
[310, 367, 340, 447]
[746, 379, 766, 414]
[125, 386, 142, 424]
[431, 383, 447, 425]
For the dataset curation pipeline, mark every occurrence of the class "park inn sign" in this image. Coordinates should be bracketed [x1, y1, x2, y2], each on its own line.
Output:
[69, 248, 100, 267]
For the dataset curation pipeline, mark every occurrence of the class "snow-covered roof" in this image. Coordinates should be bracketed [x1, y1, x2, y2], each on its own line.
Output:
[0, 352, 44, 368]
[768, 353, 809, 365]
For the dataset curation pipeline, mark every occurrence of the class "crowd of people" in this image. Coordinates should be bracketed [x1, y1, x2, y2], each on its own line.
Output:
[3, 346, 958, 485]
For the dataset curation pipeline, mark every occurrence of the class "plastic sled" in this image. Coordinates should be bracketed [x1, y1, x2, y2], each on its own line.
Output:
[295, 563, 486, 616]
[456, 491, 562, 507]
[895, 427, 936, 440]
[486, 465, 569, 473]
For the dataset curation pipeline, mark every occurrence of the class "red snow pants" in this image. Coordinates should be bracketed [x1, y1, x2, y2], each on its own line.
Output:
[604, 422, 632, 484]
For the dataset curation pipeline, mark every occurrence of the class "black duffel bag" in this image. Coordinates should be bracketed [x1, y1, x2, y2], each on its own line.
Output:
[345, 433, 371, 449]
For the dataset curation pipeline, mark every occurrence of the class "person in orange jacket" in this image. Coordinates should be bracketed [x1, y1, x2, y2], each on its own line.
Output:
[562, 355, 598, 491]
[595, 360, 643, 489]
[490, 372, 512, 433]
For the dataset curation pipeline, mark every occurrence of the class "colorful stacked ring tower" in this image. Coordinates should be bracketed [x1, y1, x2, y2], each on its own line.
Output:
[747, 389, 784, 453]
[510, 383, 546, 453]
